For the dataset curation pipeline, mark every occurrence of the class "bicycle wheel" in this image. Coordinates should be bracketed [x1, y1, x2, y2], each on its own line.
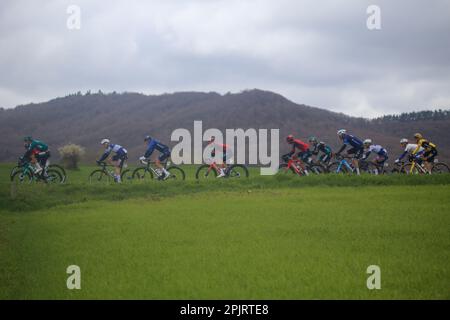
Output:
[45, 169, 63, 184]
[166, 166, 186, 180]
[327, 162, 348, 174]
[132, 167, 154, 181]
[49, 164, 67, 183]
[10, 166, 21, 181]
[195, 164, 218, 179]
[89, 169, 111, 183]
[11, 169, 32, 184]
[432, 163, 450, 174]
[227, 164, 249, 178]
[121, 169, 133, 182]
[308, 164, 326, 175]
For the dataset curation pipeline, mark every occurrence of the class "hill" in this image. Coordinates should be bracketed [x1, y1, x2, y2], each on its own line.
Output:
[0, 89, 449, 163]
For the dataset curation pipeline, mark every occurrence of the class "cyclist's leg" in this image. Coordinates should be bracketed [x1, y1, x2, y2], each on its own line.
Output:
[158, 149, 171, 178]
[424, 149, 437, 173]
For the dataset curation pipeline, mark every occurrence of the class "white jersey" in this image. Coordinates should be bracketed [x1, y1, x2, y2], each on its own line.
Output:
[405, 144, 422, 154]
[368, 144, 387, 155]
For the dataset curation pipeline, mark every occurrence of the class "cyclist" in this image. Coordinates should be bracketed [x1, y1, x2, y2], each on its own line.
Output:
[335, 129, 364, 175]
[207, 137, 232, 178]
[283, 135, 312, 173]
[23, 136, 50, 176]
[97, 139, 128, 183]
[308, 136, 333, 165]
[395, 138, 423, 164]
[362, 139, 389, 168]
[412, 133, 438, 173]
[140, 135, 171, 180]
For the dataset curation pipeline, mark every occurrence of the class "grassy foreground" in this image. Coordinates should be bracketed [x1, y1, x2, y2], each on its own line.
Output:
[0, 164, 449, 299]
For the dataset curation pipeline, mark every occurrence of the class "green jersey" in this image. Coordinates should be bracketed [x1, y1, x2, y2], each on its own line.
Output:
[28, 140, 48, 152]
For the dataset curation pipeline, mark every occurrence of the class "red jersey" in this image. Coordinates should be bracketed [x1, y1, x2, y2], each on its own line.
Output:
[290, 139, 309, 153]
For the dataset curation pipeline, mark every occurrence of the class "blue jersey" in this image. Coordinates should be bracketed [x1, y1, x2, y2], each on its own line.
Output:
[144, 139, 169, 158]
[342, 134, 364, 149]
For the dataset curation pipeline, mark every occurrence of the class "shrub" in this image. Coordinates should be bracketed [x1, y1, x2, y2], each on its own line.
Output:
[58, 144, 85, 169]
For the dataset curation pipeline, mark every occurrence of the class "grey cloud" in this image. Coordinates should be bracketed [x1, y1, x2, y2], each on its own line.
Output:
[0, 0, 449, 117]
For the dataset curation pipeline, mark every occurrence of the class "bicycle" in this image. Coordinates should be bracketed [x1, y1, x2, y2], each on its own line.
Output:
[10, 157, 67, 182]
[195, 161, 249, 179]
[327, 155, 356, 174]
[10, 159, 63, 184]
[88, 162, 129, 183]
[391, 160, 411, 174]
[405, 157, 450, 174]
[278, 155, 326, 175]
[128, 159, 185, 181]
[359, 158, 389, 175]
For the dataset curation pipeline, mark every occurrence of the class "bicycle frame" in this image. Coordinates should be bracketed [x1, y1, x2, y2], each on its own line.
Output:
[335, 158, 354, 173]
[409, 160, 428, 174]
[283, 156, 307, 175]
[140, 160, 169, 178]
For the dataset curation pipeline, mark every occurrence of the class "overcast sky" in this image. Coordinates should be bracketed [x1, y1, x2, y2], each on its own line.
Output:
[1, 0, 449, 117]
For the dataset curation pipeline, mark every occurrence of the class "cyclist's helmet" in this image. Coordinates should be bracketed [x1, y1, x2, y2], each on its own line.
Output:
[101, 138, 110, 145]
[318, 141, 326, 147]
[23, 136, 32, 142]
[400, 138, 408, 144]
[363, 139, 372, 146]
[308, 136, 318, 143]
[337, 129, 346, 136]
[144, 135, 152, 142]
[286, 135, 294, 143]
[414, 133, 423, 140]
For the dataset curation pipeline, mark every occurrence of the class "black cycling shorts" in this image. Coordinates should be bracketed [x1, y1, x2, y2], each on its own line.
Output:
[347, 147, 364, 159]
[158, 149, 171, 162]
[112, 153, 128, 168]
[423, 149, 438, 163]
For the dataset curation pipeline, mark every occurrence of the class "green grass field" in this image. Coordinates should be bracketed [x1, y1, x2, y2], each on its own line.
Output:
[0, 164, 449, 299]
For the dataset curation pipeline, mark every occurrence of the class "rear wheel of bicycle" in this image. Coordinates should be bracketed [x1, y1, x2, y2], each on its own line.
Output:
[227, 164, 249, 178]
[132, 167, 154, 181]
[327, 162, 348, 174]
[166, 166, 186, 180]
[121, 169, 133, 182]
[49, 164, 67, 183]
[432, 163, 450, 174]
[195, 164, 218, 179]
[89, 169, 111, 183]
[11, 169, 32, 184]
[45, 169, 63, 184]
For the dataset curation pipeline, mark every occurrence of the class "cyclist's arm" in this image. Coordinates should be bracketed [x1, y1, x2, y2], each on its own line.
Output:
[397, 151, 408, 161]
[98, 147, 112, 162]
[336, 144, 347, 155]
